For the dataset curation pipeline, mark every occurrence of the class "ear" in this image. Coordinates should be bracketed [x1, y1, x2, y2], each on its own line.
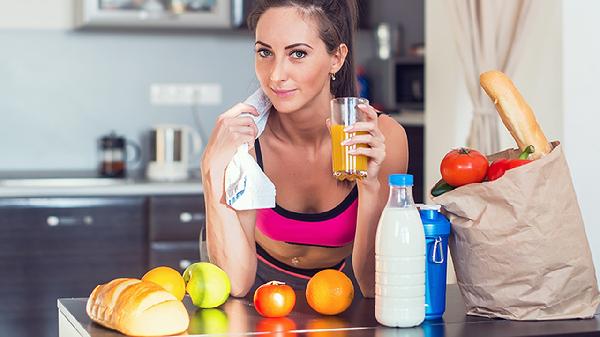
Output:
[330, 43, 348, 74]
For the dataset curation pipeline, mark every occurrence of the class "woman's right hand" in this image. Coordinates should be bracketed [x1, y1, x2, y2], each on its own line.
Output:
[201, 103, 260, 175]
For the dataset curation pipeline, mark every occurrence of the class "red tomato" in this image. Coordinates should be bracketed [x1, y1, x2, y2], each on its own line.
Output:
[440, 148, 488, 187]
[253, 281, 296, 318]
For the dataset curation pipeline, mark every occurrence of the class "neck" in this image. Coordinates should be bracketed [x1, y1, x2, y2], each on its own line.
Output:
[269, 90, 333, 147]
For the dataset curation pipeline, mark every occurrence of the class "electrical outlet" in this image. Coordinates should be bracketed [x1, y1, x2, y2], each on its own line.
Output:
[150, 83, 222, 106]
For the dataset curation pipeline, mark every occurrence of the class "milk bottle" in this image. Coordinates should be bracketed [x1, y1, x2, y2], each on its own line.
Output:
[375, 174, 425, 327]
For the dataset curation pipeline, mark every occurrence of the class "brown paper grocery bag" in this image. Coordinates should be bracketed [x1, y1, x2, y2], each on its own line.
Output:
[432, 142, 600, 320]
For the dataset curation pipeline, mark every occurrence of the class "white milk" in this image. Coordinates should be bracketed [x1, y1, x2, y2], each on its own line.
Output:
[375, 175, 425, 327]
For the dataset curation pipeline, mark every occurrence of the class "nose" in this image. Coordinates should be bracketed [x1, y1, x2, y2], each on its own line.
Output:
[269, 57, 288, 83]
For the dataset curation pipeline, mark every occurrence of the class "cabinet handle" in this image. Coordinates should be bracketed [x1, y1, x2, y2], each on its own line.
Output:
[47, 216, 59, 227]
[179, 259, 192, 270]
[179, 212, 205, 223]
[46, 215, 94, 227]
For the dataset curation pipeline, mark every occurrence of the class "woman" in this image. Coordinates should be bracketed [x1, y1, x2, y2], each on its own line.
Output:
[201, 0, 408, 298]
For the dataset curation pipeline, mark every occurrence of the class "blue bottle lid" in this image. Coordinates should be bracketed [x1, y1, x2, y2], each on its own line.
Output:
[389, 174, 413, 186]
[419, 205, 451, 236]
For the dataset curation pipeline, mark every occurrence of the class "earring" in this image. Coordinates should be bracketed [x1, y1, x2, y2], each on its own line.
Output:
[330, 72, 336, 81]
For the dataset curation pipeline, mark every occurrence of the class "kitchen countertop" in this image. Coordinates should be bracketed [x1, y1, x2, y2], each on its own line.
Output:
[58, 285, 600, 337]
[0, 170, 203, 197]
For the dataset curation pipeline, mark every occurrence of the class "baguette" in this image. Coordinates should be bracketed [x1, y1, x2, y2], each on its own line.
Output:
[480, 70, 552, 159]
[86, 278, 189, 337]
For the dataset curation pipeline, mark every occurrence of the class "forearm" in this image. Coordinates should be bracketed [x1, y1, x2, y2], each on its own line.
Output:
[202, 166, 257, 297]
[352, 180, 384, 298]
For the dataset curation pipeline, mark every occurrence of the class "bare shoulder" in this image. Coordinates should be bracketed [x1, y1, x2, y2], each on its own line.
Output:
[378, 114, 407, 142]
[378, 114, 409, 174]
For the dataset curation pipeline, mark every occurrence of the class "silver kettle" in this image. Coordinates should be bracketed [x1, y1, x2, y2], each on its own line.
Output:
[146, 124, 203, 181]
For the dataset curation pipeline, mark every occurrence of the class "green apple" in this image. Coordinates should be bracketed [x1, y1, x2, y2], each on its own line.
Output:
[188, 308, 229, 335]
[183, 262, 231, 308]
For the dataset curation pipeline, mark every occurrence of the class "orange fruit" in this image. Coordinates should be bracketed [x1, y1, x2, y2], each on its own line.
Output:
[305, 269, 354, 315]
[142, 266, 186, 301]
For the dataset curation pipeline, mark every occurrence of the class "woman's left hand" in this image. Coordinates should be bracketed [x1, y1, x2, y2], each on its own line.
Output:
[342, 104, 386, 187]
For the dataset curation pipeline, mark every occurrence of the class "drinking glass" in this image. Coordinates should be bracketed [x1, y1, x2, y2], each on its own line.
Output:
[330, 97, 369, 181]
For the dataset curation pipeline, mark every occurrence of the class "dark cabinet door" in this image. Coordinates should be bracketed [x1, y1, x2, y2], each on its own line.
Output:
[149, 195, 205, 272]
[149, 195, 204, 242]
[0, 197, 147, 337]
[149, 241, 200, 273]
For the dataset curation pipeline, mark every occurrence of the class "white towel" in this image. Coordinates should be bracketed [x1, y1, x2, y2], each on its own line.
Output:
[224, 89, 276, 210]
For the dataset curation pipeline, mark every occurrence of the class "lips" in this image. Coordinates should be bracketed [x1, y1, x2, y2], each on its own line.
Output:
[271, 88, 297, 98]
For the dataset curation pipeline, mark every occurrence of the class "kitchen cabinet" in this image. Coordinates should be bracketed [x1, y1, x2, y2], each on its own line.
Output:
[0, 197, 147, 337]
[0, 193, 206, 337]
[76, 0, 243, 29]
[148, 195, 206, 273]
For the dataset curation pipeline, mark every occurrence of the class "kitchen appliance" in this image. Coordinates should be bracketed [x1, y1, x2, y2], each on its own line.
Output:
[146, 124, 203, 181]
[368, 56, 424, 112]
[98, 131, 140, 178]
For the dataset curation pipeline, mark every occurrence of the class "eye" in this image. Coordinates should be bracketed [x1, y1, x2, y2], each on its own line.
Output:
[290, 50, 307, 59]
[257, 49, 272, 58]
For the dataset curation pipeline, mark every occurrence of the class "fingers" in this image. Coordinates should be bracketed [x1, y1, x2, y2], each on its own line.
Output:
[221, 103, 260, 118]
[347, 146, 386, 166]
[357, 103, 379, 121]
[231, 132, 256, 146]
[341, 104, 386, 166]
[227, 125, 256, 137]
[345, 122, 385, 141]
[341, 133, 384, 148]
[222, 116, 258, 136]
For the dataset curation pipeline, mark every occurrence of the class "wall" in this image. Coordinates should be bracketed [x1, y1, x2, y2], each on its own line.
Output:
[562, 0, 600, 285]
[0, 1, 375, 172]
[0, 0, 74, 30]
[0, 29, 256, 171]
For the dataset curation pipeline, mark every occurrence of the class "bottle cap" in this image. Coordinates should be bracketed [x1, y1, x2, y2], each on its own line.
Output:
[420, 204, 441, 211]
[419, 204, 451, 236]
[389, 174, 413, 186]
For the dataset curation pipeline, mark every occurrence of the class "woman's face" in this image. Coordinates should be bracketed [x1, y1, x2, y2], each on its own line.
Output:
[254, 7, 343, 113]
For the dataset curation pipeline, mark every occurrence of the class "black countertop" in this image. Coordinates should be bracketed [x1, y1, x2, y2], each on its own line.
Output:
[58, 285, 600, 337]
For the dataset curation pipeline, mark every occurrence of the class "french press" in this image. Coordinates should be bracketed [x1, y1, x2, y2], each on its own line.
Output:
[98, 131, 140, 178]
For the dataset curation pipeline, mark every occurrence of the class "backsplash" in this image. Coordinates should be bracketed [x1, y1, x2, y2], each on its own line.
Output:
[0, 29, 375, 172]
[0, 29, 258, 171]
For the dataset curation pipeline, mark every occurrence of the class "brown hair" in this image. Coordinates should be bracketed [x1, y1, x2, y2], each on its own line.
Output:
[247, 0, 358, 98]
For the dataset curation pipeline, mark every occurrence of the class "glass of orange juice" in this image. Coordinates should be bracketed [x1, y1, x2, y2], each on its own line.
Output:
[330, 97, 369, 181]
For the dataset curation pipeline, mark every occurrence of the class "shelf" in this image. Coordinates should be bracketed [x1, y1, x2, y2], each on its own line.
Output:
[76, 0, 244, 29]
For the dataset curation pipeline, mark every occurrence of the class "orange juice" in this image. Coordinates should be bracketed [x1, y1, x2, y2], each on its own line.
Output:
[331, 124, 368, 181]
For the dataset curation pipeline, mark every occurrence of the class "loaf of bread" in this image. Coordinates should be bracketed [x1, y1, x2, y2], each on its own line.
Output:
[480, 70, 552, 159]
[86, 278, 189, 337]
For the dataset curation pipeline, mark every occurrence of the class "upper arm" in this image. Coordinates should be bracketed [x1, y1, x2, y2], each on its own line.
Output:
[377, 115, 409, 198]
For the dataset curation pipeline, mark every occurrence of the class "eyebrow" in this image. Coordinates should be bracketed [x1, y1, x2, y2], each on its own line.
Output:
[255, 41, 313, 50]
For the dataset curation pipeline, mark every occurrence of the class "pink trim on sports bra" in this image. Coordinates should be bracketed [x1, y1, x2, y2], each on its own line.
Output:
[254, 139, 358, 248]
